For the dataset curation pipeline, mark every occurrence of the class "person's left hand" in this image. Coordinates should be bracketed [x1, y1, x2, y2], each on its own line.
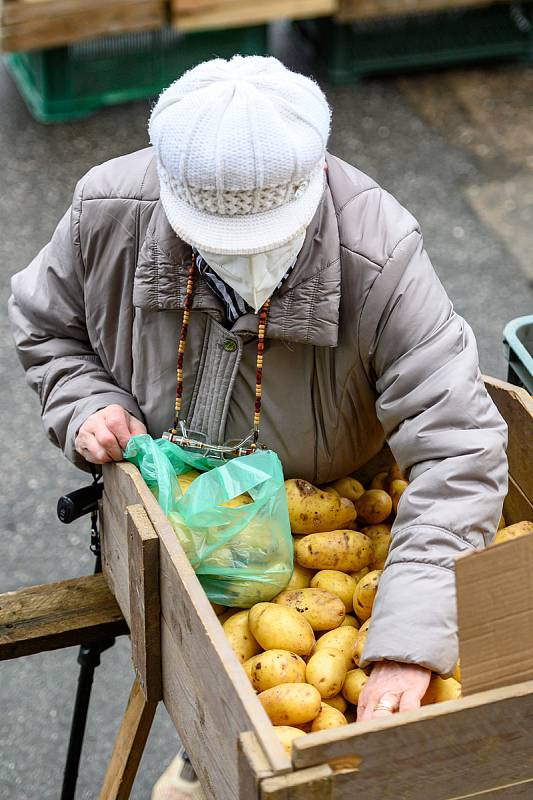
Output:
[357, 660, 431, 721]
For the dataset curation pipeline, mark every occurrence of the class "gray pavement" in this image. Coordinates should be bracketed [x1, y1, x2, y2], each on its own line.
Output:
[1, 27, 532, 800]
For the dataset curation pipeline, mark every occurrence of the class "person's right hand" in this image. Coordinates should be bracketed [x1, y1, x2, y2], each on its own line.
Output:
[75, 405, 147, 464]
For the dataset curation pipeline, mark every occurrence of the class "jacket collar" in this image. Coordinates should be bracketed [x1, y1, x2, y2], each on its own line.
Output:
[134, 165, 341, 347]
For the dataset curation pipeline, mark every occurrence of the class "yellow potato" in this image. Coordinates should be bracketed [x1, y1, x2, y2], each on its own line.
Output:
[498, 514, 506, 531]
[242, 656, 256, 684]
[389, 479, 409, 514]
[356, 490, 393, 525]
[342, 668, 369, 704]
[353, 570, 382, 622]
[285, 563, 316, 590]
[311, 702, 348, 732]
[361, 524, 392, 539]
[248, 603, 315, 656]
[285, 479, 356, 534]
[340, 615, 360, 629]
[422, 676, 462, 705]
[306, 648, 348, 698]
[388, 463, 406, 484]
[223, 492, 253, 508]
[370, 471, 389, 491]
[218, 608, 240, 625]
[492, 521, 533, 546]
[177, 469, 201, 494]
[314, 626, 359, 668]
[274, 726, 307, 756]
[453, 661, 461, 683]
[370, 530, 391, 570]
[222, 610, 261, 664]
[274, 588, 345, 631]
[259, 683, 322, 725]
[322, 486, 341, 497]
[295, 530, 372, 573]
[249, 650, 307, 692]
[323, 693, 348, 713]
[326, 477, 365, 503]
[310, 570, 357, 612]
[349, 566, 370, 585]
[353, 619, 371, 666]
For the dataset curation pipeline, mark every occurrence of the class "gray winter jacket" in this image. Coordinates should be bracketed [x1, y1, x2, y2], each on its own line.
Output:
[8, 147, 508, 675]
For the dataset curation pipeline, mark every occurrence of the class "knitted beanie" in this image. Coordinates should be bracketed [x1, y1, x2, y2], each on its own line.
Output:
[149, 55, 331, 255]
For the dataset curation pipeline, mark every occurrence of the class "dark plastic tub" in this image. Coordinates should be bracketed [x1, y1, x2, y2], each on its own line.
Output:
[504, 315, 533, 394]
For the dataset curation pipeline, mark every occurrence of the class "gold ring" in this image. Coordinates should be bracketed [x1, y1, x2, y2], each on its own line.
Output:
[374, 700, 395, 712]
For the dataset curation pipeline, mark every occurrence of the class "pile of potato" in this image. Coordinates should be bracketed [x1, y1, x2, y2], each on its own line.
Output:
[205, 460, 532, 755]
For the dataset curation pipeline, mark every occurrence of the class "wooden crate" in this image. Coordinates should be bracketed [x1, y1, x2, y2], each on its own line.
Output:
[171, 0, 337, 32]
[1, 0, 165, 53]
[336, 0, 511, 22]
[101, 375, 533, 800]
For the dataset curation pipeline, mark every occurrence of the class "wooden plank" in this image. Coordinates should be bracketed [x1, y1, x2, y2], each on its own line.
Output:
[127, 504, 161, 703]
[289, 680, 533, 799]
[261, 764, 333, 799]
[503, 474, 533, 526]
[102, 484, 131, 626]
[172, 0, 336, 31]
[0, 573, 128, 660]
[98, 678, 157, 800]
[239, 732, 276, 800]
[337, 0, 498, 22]
[457, 531, 533, 696]
[1, 1, 164, 52]
[484, 375, 533, 501]
[102, 462, 291, 800]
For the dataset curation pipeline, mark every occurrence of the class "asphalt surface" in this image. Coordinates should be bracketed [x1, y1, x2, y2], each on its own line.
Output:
[1, 23, 532, 800]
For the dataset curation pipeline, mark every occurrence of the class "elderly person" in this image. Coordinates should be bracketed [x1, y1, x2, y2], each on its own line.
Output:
[9, 55, 507, 798]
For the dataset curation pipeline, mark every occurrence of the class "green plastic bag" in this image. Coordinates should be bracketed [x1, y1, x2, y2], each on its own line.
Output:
[124, 435, 293, 607]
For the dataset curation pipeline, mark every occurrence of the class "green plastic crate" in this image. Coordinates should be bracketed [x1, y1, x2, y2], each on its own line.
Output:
[504, 315, 533, 394]
[4, 25, 268, 123]
[296, 3, 533, 83]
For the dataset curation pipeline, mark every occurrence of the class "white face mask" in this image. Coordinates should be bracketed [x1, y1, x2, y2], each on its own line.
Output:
[198, 230, 306, 313]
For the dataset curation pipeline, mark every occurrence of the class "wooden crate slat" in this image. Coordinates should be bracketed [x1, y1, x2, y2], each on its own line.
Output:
[290, 681, 533, 798]
[504, 474, 533, 525]
[337, 0, 499, 22]
[172, 0, 336, 31]
[0, 573, 128, 660]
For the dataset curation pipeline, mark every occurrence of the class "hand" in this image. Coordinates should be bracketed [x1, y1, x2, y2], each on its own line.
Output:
[75, 405, 147, 464]
[357, 660, 431, 721]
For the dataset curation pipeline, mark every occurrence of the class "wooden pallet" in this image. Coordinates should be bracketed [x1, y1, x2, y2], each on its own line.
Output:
[1, 0, 165, 53]
[98, 375, 533, 800]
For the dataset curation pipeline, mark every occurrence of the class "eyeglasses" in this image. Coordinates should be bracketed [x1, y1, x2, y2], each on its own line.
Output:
[162, 421, 266, 460]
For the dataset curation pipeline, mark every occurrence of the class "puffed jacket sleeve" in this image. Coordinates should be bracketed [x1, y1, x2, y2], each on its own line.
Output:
[359, 228, 508, 675]
[8, 198, 143, 471]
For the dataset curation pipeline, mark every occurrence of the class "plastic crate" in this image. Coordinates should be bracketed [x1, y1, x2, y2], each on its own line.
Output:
[504, 315, 533, 394]
[295, 3, 533, 83]
[4, 25, 268, 123]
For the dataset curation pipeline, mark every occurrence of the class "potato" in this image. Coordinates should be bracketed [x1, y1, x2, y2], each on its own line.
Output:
[370, 530, 391, 570]
[311, 702, 348, 732]
[285, 479, 356, 534]
[422, 676, 462, 705]
[389, 479, 409, 514]
[177, 469, 201, 494]
[295, 530, 372, 573]
[248, 603, 315, 656]
[356, 490, 393, 525]
[218, 607, 240, 625]
[322, 486, 340, 498]
[326, 477, 365, 503]
[274, 588, 345, 631]
[340, 615, 360, 629]
[453, 661, 461, 683]
[370, 471, 389, 491]
[223, 492, 253, 508]
[306, 648, 348, 698]
[498, 514, 506, 531]
[353, 570, 382, 622]
[388, 463, 406, 484]
[353, 619, 371, 666]
[323, 693, 348, 713]
[285, 563, 315, 590]
[342, 668, 369, 704]
[259, 683, 322, 725]
[243, 656, 256, 683]
[492, 521, 533, 546]
[249, 650, 307, 692]
[314, 626, 359, 668]
[274, 726, 307, 756]
[222, 610, 261, 664]
[349, 566, 370, 585]
[361, 524, 392, 539]
[310, 570, 357, 612]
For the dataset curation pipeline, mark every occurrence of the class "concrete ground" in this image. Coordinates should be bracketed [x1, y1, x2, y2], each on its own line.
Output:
[0, 22, 532, 800]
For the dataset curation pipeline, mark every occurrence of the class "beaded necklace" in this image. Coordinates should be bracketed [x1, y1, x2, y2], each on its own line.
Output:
[163, 260, 270, 458]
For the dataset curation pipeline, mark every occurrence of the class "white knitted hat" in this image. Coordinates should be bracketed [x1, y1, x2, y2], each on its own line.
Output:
[149, 55, 331, 255]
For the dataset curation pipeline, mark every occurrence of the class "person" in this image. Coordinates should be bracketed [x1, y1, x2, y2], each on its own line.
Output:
[9, 55, 507, 799]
